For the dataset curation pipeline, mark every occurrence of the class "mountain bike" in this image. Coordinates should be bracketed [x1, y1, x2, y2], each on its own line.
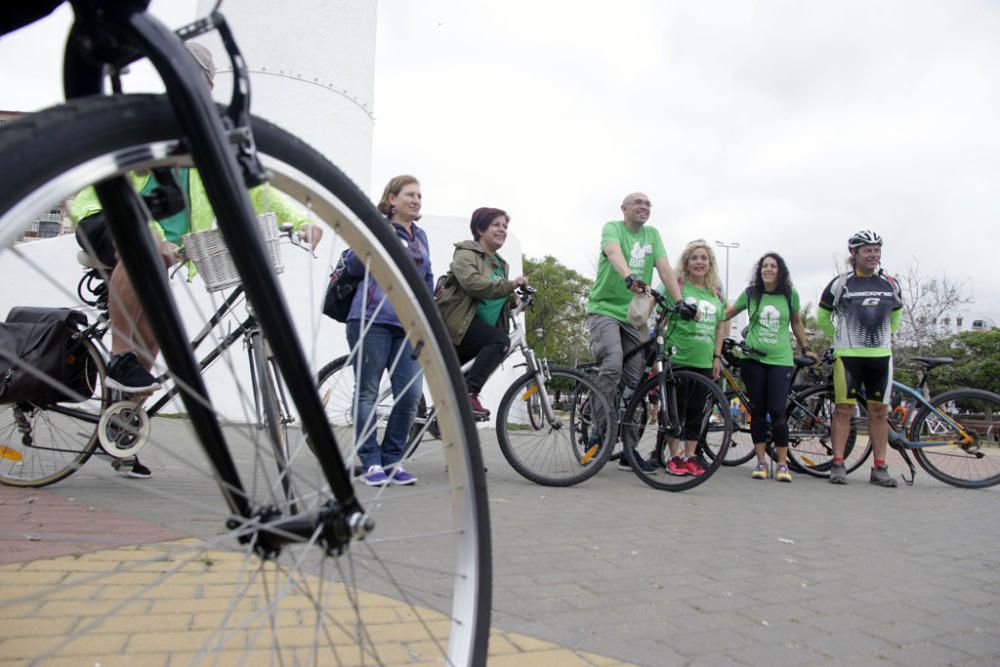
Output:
[832, 356, 1000, 488]
[716, 340, 866, 476]
[0, 2, 489, 664]
[315, 286, 615, 486]
[580, 291, 734, 492]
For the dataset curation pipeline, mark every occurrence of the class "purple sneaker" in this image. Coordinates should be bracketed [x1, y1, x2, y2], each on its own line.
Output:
[361, 465, 388, 486]
[385, 466, 417, 486]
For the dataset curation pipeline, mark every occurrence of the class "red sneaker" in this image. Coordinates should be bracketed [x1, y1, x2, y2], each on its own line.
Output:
[666, 456, 689, 476]
[469, 393, 490, 417]
[683, 458, 706, 476]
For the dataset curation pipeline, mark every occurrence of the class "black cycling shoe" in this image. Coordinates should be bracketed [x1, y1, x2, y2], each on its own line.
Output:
[105, 352, 161, 393]
[123, 458, 152, 479]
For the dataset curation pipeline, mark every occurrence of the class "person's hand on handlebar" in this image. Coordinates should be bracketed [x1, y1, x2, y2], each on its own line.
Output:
[677, 297, 699, 321]
[297, 223, 324, 251]
[158, 239, 181, 268]
[624, 273, 648, 294]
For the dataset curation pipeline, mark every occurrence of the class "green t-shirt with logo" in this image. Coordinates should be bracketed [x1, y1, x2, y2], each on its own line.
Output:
[734, 288, 800, 367]
[586, 221, 666, 324]
[475, 257, 507, 326]
[664, 282, 725, 369]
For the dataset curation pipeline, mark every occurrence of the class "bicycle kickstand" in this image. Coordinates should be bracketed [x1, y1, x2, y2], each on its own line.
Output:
[894, 443, 916, 486]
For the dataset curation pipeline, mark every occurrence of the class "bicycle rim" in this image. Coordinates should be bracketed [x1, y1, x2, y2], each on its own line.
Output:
[0, 337, 107, 487]
[785, 385, 866, 478]
[910, 388, 1000, 488]
[496, 366, 614, 486]
[0, 95, 490, 664]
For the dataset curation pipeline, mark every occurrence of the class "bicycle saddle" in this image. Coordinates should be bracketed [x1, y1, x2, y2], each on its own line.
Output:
[911, 356, 954, 368]
[793, 355, 817, 368]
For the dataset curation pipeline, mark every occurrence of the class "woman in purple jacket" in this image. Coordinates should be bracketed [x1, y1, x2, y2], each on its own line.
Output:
[344, 175, 433, 486]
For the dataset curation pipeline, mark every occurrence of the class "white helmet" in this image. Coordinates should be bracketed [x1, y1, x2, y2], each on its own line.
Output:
[847, 229, 882, 251]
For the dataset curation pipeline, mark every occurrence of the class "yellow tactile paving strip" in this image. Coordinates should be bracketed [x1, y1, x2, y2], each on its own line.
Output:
[0, 539, 634, 666]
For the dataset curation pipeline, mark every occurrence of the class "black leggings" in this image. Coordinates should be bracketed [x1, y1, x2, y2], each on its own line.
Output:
[456, 318, 509, 394]
[740, 358, 792, 447]
[674, 366, 714, 441]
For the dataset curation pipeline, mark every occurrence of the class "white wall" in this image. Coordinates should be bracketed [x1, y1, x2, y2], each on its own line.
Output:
[195, 0, 377, 193]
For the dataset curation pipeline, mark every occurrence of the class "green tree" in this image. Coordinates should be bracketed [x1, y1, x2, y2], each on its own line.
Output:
[894, 261, 972, 354]
[522, 256, 592, 366]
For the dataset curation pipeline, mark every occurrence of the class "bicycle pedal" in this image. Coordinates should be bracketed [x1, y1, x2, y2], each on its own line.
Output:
[473, 413, 490, 423]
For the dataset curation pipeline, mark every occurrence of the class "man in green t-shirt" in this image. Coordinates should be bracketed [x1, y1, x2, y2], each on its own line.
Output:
[585, 192, 695, 472]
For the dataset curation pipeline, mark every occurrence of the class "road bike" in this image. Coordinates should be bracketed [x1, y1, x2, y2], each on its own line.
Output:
[315, 286, 616, 486]
[0, 1, 489, 664]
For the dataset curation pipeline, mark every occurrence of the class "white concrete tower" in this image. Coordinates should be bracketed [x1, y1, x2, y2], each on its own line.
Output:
[195, 0, 377, 192]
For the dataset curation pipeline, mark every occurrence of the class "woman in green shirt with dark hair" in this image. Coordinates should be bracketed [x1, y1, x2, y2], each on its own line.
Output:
[720, 252, 817, 482]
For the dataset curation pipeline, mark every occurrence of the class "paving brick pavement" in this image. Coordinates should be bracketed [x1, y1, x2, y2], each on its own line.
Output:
[2, 417, 998, 665]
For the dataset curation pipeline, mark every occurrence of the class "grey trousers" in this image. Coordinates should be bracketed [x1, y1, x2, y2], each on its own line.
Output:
[585, 313, 645, 414]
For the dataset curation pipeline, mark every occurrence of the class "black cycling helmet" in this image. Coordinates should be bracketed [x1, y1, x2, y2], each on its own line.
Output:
[847, 229, 882, 251]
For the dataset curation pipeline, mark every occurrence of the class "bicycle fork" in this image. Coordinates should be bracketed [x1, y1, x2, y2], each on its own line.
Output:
[521, 348, 561, 424]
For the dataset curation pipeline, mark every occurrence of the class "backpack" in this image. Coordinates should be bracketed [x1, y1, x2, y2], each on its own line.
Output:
[0, 307, 95, 405]
[321, 250, 361, 323]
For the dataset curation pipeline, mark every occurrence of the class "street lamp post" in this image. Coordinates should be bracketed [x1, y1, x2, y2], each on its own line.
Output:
[715, 240, 740, 299]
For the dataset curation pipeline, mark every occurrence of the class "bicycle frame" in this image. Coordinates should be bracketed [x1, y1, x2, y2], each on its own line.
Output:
[63, 0, 361, 548]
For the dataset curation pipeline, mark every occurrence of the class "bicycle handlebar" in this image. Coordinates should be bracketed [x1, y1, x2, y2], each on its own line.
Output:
[721, 337, 767, 359]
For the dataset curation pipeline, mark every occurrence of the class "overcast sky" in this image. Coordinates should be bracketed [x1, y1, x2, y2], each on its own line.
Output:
[3, 1, 998, 322]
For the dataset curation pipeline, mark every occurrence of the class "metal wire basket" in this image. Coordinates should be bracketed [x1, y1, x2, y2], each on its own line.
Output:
[182, 212, 284, 292]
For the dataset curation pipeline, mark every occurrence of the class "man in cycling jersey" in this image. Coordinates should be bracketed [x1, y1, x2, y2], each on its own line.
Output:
[817, 230, 903, 487]
[585, 192, 694, 472]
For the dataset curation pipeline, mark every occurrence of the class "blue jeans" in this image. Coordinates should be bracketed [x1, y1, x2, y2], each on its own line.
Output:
[345, 320, 423, 470]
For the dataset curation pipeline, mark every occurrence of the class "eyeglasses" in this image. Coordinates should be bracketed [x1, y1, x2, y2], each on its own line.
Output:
[625, 199, 652, 208]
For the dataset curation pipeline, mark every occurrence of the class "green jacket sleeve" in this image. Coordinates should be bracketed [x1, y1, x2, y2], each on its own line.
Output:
[249, 184, 311, 232]
[890, 308, 902, 334]
[70, 175, 167, 240]
[817, 306, 835, 339]
[451, 248, 513, 300]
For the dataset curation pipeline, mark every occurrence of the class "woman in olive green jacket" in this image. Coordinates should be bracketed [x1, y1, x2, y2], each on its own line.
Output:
[436, 207, 528, 416]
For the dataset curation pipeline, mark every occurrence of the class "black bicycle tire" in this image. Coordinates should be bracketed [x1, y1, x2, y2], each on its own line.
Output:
[496, 365, 614, 486]
[785, 384, 866, 478]
[0, 337, 108, 487]
[909, 388, 1000, 489]
[314, 355, 433, 465]
[622, 370, 732, 492]
[0, 94, 490, 664]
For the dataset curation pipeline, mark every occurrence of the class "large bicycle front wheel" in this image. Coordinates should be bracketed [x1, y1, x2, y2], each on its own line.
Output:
[496, 365, 615, 486]
[0, 337, 108, 487]
[0, 94, 489, 664]
[622, 370, 733, 492]
[909, 388, 1000, 488]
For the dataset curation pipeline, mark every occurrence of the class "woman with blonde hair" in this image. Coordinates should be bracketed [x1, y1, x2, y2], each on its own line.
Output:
[660, 239, 728, 476]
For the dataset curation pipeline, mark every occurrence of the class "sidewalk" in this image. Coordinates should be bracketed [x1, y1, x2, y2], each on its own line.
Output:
[2, 418, 999, 666]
